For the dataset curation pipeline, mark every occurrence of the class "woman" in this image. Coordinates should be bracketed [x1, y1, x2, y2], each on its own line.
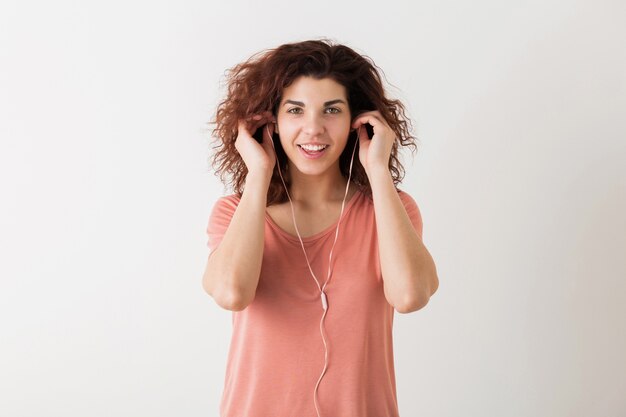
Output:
[202, 38, 439, 417]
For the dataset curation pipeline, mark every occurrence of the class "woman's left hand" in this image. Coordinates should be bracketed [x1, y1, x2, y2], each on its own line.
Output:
[351, 110, 396, 175]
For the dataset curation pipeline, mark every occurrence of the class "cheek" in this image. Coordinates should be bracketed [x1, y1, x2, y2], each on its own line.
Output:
[276, 119, 294, 136]
[276, 117, 350, 139]
[334, 115, 351, 132]
[330, 122, 351, 140]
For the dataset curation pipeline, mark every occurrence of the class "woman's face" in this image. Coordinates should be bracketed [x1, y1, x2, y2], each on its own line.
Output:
[275, 76, 351, 176]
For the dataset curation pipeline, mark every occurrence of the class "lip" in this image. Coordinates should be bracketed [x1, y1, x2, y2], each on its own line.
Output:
[298, 142, 330, 146]
[298, 144, 328, 159]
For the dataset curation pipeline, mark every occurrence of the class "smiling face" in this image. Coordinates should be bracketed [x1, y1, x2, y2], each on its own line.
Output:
[275, 76, 352, 177]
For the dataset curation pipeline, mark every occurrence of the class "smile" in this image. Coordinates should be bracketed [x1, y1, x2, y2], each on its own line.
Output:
[298, 144, 329, 159]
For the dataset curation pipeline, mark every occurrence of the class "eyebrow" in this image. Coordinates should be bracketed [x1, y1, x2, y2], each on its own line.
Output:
[283, 99, 347, 107]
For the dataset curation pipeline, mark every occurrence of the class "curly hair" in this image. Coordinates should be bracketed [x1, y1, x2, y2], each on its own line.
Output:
[207, 38, 419, 206]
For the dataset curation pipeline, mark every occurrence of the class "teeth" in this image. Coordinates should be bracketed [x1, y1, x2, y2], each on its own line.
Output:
[299, 144, 328, 151]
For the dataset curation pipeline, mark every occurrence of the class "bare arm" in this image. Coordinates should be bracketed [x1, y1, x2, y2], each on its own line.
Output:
[202, 173, 271, 311]
[369, 165, 439, 313]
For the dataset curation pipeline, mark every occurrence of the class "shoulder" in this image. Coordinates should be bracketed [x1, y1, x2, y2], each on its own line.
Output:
[397, 188, 419, 207]
[355, 187, 418, 208]
[213, 193, 241, 209]
[208, 193, 242, 223]
[396, 188, 423, 238]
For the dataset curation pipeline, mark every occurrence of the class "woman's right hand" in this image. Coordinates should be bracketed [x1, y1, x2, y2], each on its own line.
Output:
[235, 111, 277, 179]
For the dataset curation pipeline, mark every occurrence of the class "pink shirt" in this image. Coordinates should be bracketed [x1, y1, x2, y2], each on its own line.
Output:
[206, 188, 423, 417]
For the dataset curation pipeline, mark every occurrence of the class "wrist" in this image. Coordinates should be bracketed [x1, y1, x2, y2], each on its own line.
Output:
[366, 163, 391, 178]
[246, 170, 272, 189]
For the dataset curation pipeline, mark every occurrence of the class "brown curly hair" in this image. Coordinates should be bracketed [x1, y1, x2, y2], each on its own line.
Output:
[207, 38, 419, 206]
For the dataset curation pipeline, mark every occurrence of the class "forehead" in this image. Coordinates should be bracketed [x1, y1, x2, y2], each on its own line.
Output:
[281, 76, 347, 102]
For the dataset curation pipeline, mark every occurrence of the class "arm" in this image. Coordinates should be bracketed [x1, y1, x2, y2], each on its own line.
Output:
[368, 166, 439, 313]
[202, 173, 270, 311]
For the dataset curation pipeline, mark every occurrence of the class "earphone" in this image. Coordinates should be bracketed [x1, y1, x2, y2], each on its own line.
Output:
[264, 122, 361, 417]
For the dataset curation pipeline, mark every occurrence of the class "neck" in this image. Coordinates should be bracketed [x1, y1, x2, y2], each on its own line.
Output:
[286, 165, 351, 208]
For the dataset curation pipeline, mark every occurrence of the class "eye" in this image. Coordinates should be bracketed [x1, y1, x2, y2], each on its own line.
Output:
[325, 107, 341, 114]
[287, 107, 302, 114]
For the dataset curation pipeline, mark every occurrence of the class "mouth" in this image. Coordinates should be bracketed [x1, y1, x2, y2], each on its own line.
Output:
[297, 144, 329, 159]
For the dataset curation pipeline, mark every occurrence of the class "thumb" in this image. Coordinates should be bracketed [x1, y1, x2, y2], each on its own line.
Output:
[261, 123, 277, 152]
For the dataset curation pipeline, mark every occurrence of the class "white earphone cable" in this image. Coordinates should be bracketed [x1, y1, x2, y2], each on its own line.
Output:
[265, 123, 361, 417]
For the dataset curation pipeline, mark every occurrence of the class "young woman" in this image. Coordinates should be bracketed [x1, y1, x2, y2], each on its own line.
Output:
[202, 38, 439, 417]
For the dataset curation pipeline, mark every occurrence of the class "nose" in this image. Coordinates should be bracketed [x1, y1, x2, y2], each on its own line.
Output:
[302, 113, 325, 137]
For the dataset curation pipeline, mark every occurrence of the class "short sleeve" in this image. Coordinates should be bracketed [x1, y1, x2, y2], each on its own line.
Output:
[398, 190, 424, 240]
[206, 195, 240, 254]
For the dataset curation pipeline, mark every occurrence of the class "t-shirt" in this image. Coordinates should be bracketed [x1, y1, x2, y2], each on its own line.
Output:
[205, 188, 424, 417]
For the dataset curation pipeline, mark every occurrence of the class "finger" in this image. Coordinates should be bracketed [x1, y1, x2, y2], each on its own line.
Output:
[237, 119, 249, 136]
[262, 122, 273, 141]
[352, 113, 384, 129]
[356, 124, 371, 141]
[252, 120, 271, 138]
[261, 123, 277, 157]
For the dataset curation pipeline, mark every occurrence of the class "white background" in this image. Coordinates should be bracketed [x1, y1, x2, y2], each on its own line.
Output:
[1, 0, 625, 416]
